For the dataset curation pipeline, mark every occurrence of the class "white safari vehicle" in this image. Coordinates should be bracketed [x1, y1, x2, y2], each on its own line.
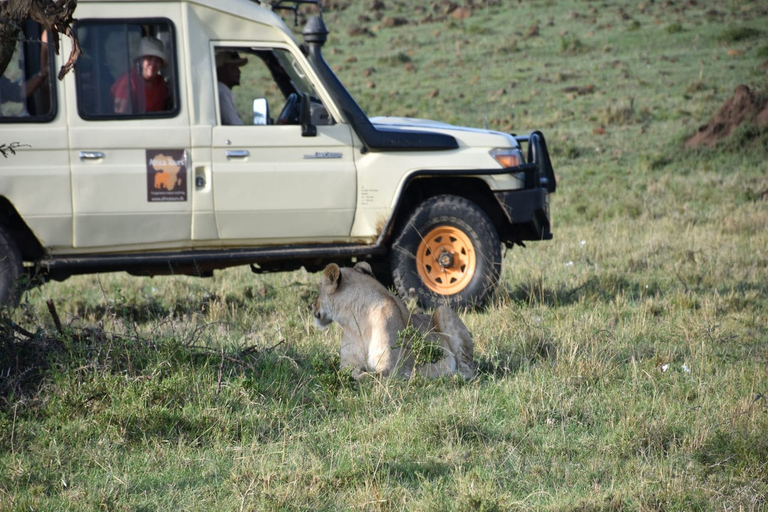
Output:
[0, 0, 556, 309]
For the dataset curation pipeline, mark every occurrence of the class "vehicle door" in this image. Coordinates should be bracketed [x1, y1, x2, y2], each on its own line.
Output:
[0, 21, 71, 249]
[67, 15, 192, 250]
[209, 44, 357, 242]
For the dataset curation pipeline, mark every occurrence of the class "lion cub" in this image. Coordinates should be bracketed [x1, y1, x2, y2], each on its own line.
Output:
[312, 262, 476, 379]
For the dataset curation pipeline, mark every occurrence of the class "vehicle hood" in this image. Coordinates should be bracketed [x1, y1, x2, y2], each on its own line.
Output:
[370, 116, 518, 148]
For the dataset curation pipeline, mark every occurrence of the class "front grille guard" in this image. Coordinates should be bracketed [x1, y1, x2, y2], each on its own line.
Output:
[514, 131, 556, 193]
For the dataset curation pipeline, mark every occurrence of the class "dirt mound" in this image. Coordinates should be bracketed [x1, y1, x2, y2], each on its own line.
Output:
[685, 85, 768, 148]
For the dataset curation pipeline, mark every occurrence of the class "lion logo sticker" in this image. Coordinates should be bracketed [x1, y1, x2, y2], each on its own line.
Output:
[146, 149, 187, 202]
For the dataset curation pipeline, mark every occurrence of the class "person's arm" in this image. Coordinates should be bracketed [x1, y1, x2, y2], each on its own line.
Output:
[24, 66, 49, 97]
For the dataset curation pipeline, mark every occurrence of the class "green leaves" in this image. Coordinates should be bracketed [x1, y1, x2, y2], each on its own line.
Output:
[396, 323, 444, 366]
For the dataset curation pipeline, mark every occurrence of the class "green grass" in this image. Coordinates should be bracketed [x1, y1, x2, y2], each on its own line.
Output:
[2, 0, 768, 510]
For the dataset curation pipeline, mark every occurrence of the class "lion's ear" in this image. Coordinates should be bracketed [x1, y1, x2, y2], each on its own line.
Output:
[323, 263, 342, 293]
[353, 262, 374, 278]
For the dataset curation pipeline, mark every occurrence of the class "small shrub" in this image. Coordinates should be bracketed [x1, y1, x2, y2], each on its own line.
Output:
[559, 34, 585, 55]
[718, 26, 762, 43]
[311, 353, 353, 393]
[640, 154, 673, 171]
[685, 80, 707, 94]
[551, 143, 585, 159]
[465, 23, 491, 36]
[396, 324, 444, 366]
[666, 22, 683, 34]
[496, 38, 518, 54]
[376, 52, 411, 66]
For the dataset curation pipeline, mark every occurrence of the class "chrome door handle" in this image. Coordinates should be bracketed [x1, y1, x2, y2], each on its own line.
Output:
[79, 151, 105, 160]
[226, 150, 249, 158]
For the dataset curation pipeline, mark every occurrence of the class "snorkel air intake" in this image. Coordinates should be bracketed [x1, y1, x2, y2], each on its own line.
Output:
[302, 15, 457, 153]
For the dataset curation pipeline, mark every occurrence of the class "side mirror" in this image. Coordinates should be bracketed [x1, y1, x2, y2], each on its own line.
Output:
[253, 98, 269, 125]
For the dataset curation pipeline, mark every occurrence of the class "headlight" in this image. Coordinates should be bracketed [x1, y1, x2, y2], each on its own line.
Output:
[490, 148, 525, 168]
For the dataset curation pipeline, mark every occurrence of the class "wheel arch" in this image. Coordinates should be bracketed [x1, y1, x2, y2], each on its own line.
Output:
[385, 174, 510, 248]
[0, 197, 45, 262]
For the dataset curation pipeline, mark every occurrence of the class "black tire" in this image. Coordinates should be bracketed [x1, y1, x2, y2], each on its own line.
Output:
[391, 195, 501, 310]
[0, 225, 23, 308]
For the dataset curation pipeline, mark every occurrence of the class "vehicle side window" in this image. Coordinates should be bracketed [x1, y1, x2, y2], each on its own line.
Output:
[75, 19, 179, 119]
[0, 21, 55, 122]
[214, 46, 333, 126]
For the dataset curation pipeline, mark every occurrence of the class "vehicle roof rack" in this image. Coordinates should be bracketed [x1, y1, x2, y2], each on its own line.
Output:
[268, 0, 322, 26]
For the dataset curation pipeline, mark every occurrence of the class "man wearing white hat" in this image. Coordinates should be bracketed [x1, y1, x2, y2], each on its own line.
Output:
[216, 50, 247, 125]
[112, 36, 170, 114]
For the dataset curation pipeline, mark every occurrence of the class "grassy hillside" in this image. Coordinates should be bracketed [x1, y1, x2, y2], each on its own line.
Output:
[2, 0, 768, 510]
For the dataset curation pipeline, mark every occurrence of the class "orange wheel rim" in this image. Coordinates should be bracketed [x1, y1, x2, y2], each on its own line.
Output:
[416, 226, 476, 295]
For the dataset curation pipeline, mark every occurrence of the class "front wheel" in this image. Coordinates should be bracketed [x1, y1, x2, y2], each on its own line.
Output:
[0, 225, 23, 308]
[391, 195, 501, 309]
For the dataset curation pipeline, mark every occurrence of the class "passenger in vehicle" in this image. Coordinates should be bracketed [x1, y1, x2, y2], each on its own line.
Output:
[111, 36, 169, 114]
[216, 50, 247, 125]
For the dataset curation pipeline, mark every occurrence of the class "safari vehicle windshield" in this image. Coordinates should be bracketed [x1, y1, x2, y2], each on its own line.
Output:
[272, 47, 316, 97]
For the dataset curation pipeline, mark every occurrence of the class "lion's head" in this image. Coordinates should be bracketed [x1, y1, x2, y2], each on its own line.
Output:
[312, 262, 377, 329]
[312, 263, 341, 329]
